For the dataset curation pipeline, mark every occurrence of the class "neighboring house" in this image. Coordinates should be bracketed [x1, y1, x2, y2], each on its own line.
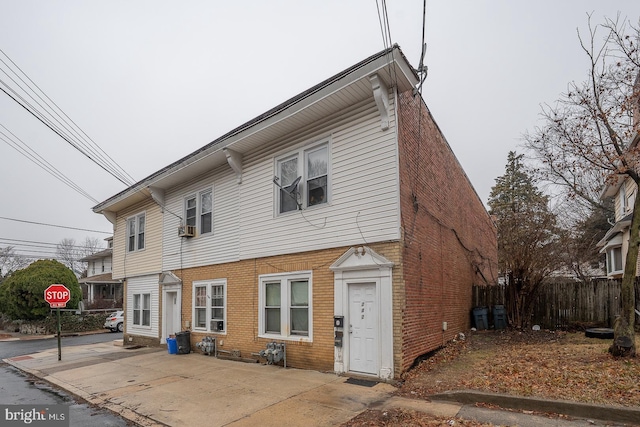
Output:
[78, 237, 123, 307]
[597, 72, 640, 278]
[92, 46, 497, 380]
[597, 159, 640, 278]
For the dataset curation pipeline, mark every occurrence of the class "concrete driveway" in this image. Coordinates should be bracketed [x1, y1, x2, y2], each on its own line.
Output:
[4, 341, 409, 426]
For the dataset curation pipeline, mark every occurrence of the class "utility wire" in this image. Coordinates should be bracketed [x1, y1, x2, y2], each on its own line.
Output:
[0, 50, 135, 185]
[0, 123, 99, 203]
[0, 216, 111, 234]
[0, 237, 104, 251]
[0, 54, 134, 185]
[0, 49, 135, 187]
[0, 83, 132, 187]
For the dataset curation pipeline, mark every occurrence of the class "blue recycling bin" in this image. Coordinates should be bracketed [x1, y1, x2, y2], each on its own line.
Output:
[493, 305, 507, 330]
[167, 337, 178, 354]
[472, 307, 489, 330]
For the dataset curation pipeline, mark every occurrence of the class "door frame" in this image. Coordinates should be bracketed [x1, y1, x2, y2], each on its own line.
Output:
[330, 246, 394, 379]
[161, 284, 182, 344]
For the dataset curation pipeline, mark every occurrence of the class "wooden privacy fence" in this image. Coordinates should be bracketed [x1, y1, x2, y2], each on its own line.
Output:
[472, 278, 640, 330]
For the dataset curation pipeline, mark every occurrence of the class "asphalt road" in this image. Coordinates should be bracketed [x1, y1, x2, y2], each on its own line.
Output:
[0, 332, 132, 426]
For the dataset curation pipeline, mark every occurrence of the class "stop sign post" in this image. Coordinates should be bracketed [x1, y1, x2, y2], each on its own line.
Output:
[44, 284, 71, 361]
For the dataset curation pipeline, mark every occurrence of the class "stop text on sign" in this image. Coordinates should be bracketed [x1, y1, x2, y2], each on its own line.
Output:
[46, 290, 69, 300]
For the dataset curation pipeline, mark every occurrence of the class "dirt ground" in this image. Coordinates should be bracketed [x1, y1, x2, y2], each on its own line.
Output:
[342, 329, 640, 426]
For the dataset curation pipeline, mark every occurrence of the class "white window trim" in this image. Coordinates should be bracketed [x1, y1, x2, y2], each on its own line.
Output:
[274, 139, 331, 216]
[184, 187, 214, 236]
[606, 245, 623, 276]
[126, 212, 146, 253]
[132, 292, 152, 329]
[258, 271, 312, 342]
[192, 279, 227, 334]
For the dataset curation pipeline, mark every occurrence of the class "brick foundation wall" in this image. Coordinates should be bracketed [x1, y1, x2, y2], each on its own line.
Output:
[124, 333, 160, 347]
[396, 91, 498, 373]
[175, 242, 401, 373]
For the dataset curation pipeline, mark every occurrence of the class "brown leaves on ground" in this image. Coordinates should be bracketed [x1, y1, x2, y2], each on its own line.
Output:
[343, 408, 493, 427]
[343, 330, 640, 426]
[399, 329, 640, 407]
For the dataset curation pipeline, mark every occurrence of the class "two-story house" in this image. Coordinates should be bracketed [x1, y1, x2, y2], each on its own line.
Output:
[598, 135, 640, 278]
[78, 237, 123, 308]
[92, 46, 497, 380]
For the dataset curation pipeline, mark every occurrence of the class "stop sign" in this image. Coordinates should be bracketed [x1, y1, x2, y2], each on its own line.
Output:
[44, 284, 71, 308]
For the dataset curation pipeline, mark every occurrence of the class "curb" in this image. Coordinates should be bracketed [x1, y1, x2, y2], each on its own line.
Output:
[430, 390, 640, 425]
[0, 329, 112, 341]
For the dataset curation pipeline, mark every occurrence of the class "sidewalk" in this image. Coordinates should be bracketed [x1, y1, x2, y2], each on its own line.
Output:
[3, 340, 639, 426]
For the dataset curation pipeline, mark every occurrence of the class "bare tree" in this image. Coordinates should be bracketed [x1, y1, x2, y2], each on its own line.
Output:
[0, 246, 32, 281]
[524, 14, 639, 356]
[56, 237, 104, 277]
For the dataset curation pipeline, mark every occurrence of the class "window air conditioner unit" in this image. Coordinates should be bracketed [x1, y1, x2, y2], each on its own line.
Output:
[210, 320, 224, 332]
[178, 225, 196, 238]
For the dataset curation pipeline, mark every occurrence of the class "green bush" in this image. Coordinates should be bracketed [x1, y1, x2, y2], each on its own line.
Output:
[44, 312, 107, 332]
[0, 260, 81, 320]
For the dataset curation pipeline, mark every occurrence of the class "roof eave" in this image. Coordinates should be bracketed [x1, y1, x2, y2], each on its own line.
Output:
[93, 46, 418, 214]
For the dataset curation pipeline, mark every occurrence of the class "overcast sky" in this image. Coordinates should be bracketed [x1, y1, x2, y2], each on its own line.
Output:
[1, 1, 639, 259]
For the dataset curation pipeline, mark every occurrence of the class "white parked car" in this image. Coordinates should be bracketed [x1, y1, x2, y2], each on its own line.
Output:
[104, 311, 124, 332]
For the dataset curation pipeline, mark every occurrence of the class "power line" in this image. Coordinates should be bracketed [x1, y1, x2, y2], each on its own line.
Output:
[0, 216, 111, 234]
[0, 123, 99, 203]
[0, 49, 136, 187]
[0, 238, 103, 252]
[0, 51, 136, 185]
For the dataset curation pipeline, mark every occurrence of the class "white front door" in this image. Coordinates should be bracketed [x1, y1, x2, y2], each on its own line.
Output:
[349, 282, 378, 375]
[164, 290, 180, 339]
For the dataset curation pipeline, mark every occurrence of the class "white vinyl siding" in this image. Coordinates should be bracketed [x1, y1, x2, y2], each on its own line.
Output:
[113, 200, 162, 279]
[162, 165, 239, 271]
[126, 274, 159, 338]
[238, 97, 400, 259]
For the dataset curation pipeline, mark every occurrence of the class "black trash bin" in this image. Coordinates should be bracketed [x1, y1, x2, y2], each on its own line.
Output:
[472, 307, 488, 330]
[175, 331, 191, 354]
[493, 305, 507, 330]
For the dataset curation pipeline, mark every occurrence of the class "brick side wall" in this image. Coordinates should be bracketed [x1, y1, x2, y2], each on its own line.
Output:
[397, 91, 498, 373]
[174, 242, 401, 373]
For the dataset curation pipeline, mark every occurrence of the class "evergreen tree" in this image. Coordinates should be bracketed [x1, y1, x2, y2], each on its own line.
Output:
[488, 152, 560, 328]
[0, 259, 81, 320]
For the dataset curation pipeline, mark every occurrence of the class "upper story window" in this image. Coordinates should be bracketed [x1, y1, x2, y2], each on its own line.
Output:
[184, 188, 213, 235]
[275, 141, 330, 215]
[620, 185, 628, 216]
[127, 212, 145, 252]
[626, 190, 635, 214]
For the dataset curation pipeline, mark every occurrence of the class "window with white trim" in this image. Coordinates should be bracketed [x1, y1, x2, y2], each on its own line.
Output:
[133, 293, 151, 327]
[620, 185, 627, 215]
[184, 188, 213, 235]
[127, 213, 145, 252]
[606, 246, 623, 275]
[192, 279, 226, 333]
[259, 272, 311, 340]
[275, 141, 329, 214]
